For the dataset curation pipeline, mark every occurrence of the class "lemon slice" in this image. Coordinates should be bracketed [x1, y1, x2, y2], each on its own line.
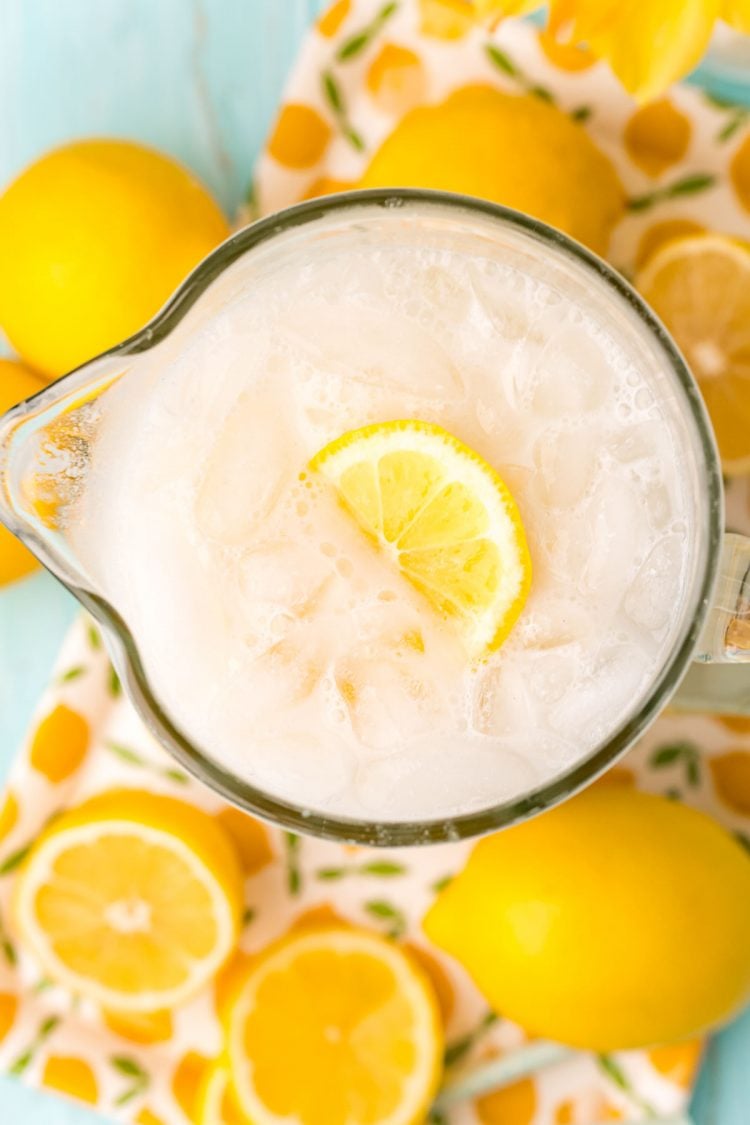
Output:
[13, 790, 243, 1012]
[636, 234, 750, 475]
[197, 1063, 249, 1125]
[311, 420, 531, 655]
[225, 926, 443, 1125]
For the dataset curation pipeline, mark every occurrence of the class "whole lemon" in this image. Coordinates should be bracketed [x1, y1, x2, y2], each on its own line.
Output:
[424, 786, 750, 1050]
[0, 140, 230, 378]
[359, 85, 624, 256]
[0, 359, 46, 585]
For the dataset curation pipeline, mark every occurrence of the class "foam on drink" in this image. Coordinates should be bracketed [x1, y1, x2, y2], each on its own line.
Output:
[74, 204, 697, 821]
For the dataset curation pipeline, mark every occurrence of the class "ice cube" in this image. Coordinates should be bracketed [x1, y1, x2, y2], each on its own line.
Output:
[611, 420, 670, 464]
[534, 428, 598, 508]
[288, 300, 464, 401]
[238, 540, 333, 621]
[335, 653, 439, 754]
[526, 651, 577, 704]
[195, 389, 295, 544]
[249, 729, 354, 807]
[354, 737, 538, 820]
[472, 663, 532, 736]
[551, 644, 647, 739]
[515, 595, 595, 650]
[644, 480, 675, 531]
[624, 534, 684, 631]
[579, 476, 645, 605]
[469, 267, 538, 344]
[528, 326, 612, 417]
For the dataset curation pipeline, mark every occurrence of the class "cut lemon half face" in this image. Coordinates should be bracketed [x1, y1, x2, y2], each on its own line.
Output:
[13, 790, 244, 1012]
[225, 925, 443, 1125]
[311, 420, 531, 655]
[636, 234, 750, 475]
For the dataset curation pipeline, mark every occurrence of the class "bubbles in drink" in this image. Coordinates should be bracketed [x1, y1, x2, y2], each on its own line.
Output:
[74, 205, 695, 822]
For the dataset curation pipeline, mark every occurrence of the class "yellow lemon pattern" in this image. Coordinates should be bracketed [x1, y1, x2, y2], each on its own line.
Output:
[267, 104, 332, 169]
[623, 98, 692, 178]
[0, 994, 18, 1045]
[366, 43, 427, 114]
[648, 1040, 703, 1088]
[730, 133, 750, 214]
[475, 1074, 536, 1124]
[318, 0, 351, 37]
[29, 704, 90, 783]
[709, 751, 750, 816]
[135, 1110, 168, 1125]
[171, 1050, 213, 1121]
[0, 792, 18, 843]
[419, 0, 474, 40]
[41, 1055, 99, 1104]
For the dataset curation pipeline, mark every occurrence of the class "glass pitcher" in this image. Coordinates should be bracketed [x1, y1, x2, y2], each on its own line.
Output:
[1, 190, 748, 846]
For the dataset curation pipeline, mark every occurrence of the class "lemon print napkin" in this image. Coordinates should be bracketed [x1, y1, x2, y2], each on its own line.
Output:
[2, 3, 750, 1123]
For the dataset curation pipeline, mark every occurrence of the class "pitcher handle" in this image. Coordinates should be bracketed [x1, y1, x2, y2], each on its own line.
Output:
[694, 532, 750, 663]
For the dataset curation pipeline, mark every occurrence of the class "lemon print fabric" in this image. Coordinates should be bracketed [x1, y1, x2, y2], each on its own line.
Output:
[0, 140, 229, 377]
[29, 703, 90, 783]
[359, 85, 624, 256]
[623, 99, 691, 178]
[41, 1055, 99, 1104]
[311, 420, 531, 656]
[13, 789, 244, 1011]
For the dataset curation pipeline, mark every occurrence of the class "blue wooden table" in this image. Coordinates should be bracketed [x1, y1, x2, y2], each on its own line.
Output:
[0, 2, 748, 1121]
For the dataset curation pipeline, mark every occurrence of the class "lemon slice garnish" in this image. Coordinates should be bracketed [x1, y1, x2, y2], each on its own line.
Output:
[311, 419, 531, 655]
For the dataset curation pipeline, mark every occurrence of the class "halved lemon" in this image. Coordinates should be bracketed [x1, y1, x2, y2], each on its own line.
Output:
[225, 926, 443, 1125]
[13, 789, 244, 1012]
[310, 420, 531, 655]
[636, 234, 750, 475]
[197, 1062, 249, 1125]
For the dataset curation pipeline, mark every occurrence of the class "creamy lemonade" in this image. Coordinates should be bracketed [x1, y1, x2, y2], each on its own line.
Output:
[74, 202, 698, 821]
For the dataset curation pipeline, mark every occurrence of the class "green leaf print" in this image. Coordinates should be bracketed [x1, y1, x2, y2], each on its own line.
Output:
[484, 43, 518, 77]
[444, 1011, 499, 1068]
[363, 899, 407, 939]
[0, 843, 31, 876]
[316, 860, 406, 881]
[108, 663, 122, 697]
[8, 1014, 61, 1076]
[484, 44, 558, 106]
[285, 832, 303, 895]
[649, 740, 702, 787]
[87, 622, 102, 650]
[336, 2, 398, 63]
[58, 665, 87, 684]
[628, 173, 716, 212]
[111, 1055, 150, 1106]
[321, 71, 365, 152]
[104, 742, 190, 786]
